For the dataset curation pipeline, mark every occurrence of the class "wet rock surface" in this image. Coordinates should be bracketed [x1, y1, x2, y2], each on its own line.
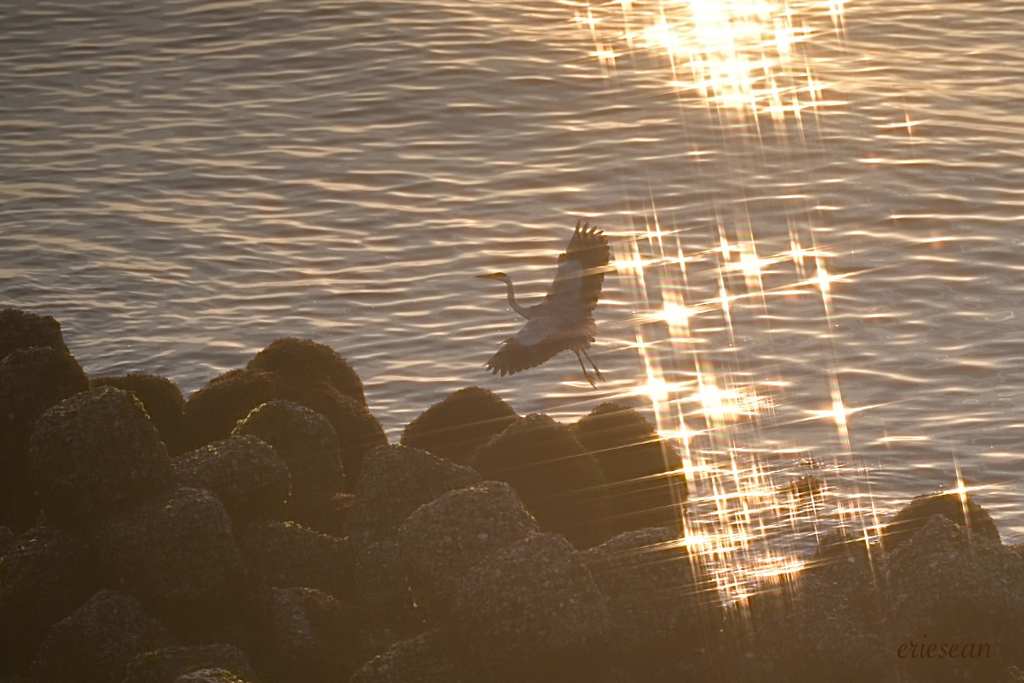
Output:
[400, 386, 518, 465]
[29, 386, 173, 528]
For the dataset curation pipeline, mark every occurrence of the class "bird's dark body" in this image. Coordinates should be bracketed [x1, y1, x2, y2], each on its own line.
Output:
[479, 222, 610, 385]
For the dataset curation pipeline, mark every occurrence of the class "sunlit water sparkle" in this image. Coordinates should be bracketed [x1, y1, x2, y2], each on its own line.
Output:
[3, 0, 1024, 603]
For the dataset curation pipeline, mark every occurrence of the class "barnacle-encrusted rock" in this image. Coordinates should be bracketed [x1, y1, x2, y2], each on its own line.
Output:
[400, 387, 518, 465]
[247, 337, 366, 405]
[180, 369, 283, 452]
[256, 587, 367, 683]
[94, 487, 248, 631]
[345, 445, 479, 547]
[449, 532, 613, 681]
[232, 401, 344, 501]
[470, 414, 611, 548]
[0, 525, 99, 673]
[31, 589, 171, 683]
[399, 481, 538, 617]
[0, 308, 69, 361]
[572, 403, 684, 537]
[350, 535, 423, 640]
[91, 373, 186, 454]
[0, 346, 89, 530]
[173, 668, 253, 683]
[29, 387, 173, 528]
[173, 435, 291, 524]
[241, 519, 348, 598]
[124, 644, 255, 683]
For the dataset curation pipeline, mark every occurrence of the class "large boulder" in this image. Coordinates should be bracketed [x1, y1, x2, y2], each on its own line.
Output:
[29, 387, 173, 528]
[572, 403, 684, 537]
[275, 385, 386, 487]
[172, 435, 291, 525]
[247, 337, 366, 405]
[180, 369, 283, 452]
[888, 514, 1024, 682]
[0, 308, 69, 361]
[91, 374, 186, 455]
[0, 525, 100, 673]
[232, 401, 344, 502]
[470, 414, 611, 548]
[0, 346, 89, 530]
[241, 519, 348, 598]
[583, 527, 705, 675]
[124, 644, 255, 683]
[349, 535, 424, 641]
[30, 589, 171, 683]
[448, 533, 613, 682]
[93, 487, 249, 632]
[881, 491, 1000, 552]
[400, 387, 518, 465]
[345, 445, 479, 548]
[398, 481, 538, 617]
[254, 587, 367, 683]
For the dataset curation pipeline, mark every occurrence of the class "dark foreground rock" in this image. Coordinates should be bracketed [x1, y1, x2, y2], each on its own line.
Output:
[94, 487, 249, 633]
[400, 386, 518, 465]
[881, 491, 1000, 552]
[0, 525, 99, 673]
[572, 402, 684, 537]
[448, 532, 613, 682]
[399, 481, 538, 618]
[124, 644, 255, 683]
[470, 414, 611, 548]
[232, 400, 344, 502]
[0, 308, 69, 360]
[173, 435, 291, 525]
[241, 519, 348, 598]
[29, 386, 173, 528]
[247, 336, 367, 405]
[31, 589, 172, 683]
[350, 629, 464, 683]
[180, 369, 282, 452]
[91, 373, 186, 455]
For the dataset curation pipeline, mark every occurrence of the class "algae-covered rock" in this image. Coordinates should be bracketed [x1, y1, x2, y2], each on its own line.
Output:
[91, 373, 186, 455]
[173, 435, 291, 524]
[470, 414, 611, 548]
[31, 589, 171, 683]
[345, 445, 479, 547]
[94, 487, 248, 631]
[180, 370, 283, 452]
[449, 532, 613, 682]
[400, 387, 518, 465]
[29, 387, 173, 528]
[232, 401, 344, 501]
[247, 337, 366, 405]
[0, 308, 69, 361]
[399, 481, 538, 617]
[124, 644, 255, 683]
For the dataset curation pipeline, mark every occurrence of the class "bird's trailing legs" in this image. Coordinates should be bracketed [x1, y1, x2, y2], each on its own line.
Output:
[573, 348, 605, 388]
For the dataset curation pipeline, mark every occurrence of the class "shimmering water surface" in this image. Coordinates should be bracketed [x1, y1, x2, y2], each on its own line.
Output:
[3, 0, 1024, 595]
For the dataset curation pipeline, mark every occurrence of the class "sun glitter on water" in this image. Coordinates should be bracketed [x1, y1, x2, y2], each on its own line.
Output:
[575, 0, 847, 124]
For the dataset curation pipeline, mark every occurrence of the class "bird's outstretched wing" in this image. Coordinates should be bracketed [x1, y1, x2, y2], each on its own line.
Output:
[543, 221, 609, 315]
[484, 313, 594, 376]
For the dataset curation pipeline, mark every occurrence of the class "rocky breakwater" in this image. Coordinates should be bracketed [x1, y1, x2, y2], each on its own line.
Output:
[1, 307, 1023, 683]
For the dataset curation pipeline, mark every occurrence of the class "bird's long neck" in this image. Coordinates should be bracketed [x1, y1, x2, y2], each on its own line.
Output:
[503, 278, 532, 320]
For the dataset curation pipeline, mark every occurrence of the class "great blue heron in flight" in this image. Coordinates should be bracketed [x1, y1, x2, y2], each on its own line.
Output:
[477, 221, 610, 386]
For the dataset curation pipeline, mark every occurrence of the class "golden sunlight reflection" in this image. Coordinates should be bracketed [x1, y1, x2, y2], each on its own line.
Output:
[608, 209, 880, 605]
[574, 0, 846, 122]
